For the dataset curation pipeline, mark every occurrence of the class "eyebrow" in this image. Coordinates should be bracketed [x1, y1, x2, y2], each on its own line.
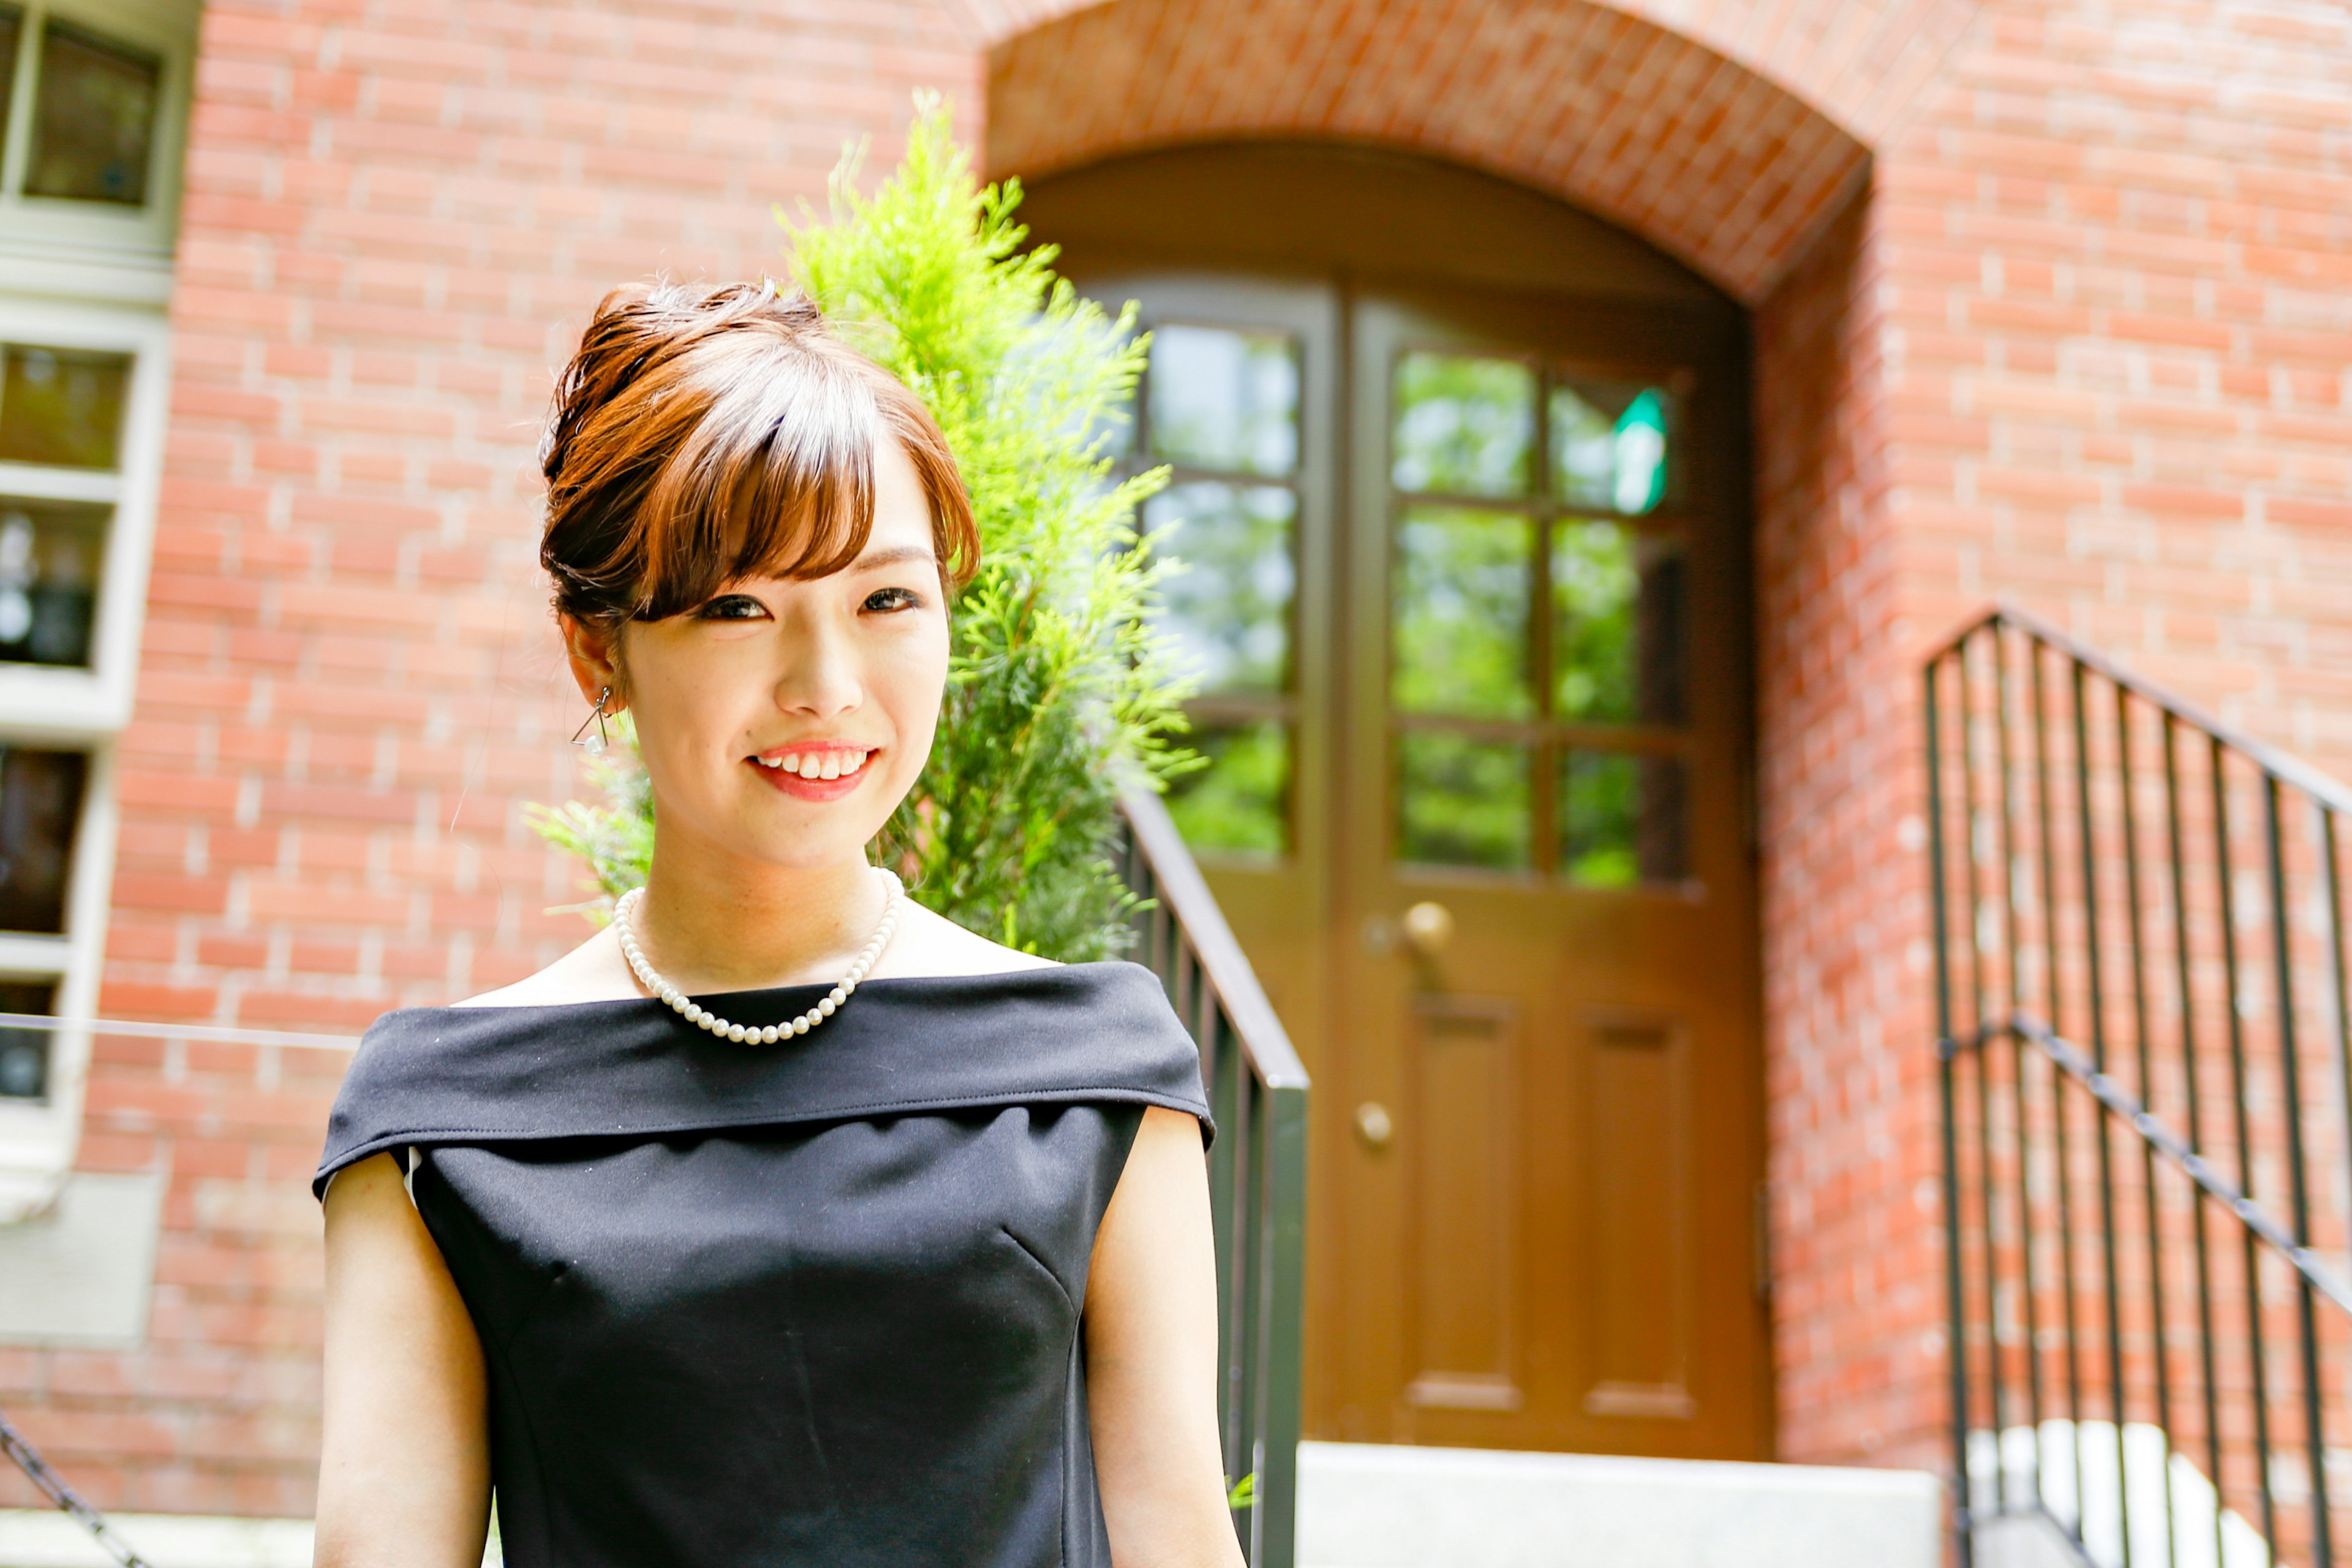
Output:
[851, 545, 939, 570]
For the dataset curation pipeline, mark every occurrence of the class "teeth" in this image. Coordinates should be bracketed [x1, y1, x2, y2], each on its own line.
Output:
[756, 749, 872, 777]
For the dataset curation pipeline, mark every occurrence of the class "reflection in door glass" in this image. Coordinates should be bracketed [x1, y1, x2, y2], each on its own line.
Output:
[0, 10, 19, 145]
[1398, 732, 1529, 870]
[1144, 481, 1295, 696]
[0, 979, 54, 1101]
[1392, 506, 1534, 719]
[1553, 522, 1683, 724]
[0, 343, 132, 469]
[0, 500, 107, 668]
[0, 746, 87, 933]
[1551, 381, 1674, 514]
[1560, 752, 1687, 887]
[27, 18, 162, 205]
[1167, 720, 1287, 857]
[1392, 353, 1534, 497]
[1146, 325, 1298, 477]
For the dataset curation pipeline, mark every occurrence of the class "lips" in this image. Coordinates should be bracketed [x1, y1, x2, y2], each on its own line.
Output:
[752, 747, 875, 781]
[746, 744, 880, 802]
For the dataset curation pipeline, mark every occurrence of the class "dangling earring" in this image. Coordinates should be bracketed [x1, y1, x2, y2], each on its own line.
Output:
[570, 686, 612, 756]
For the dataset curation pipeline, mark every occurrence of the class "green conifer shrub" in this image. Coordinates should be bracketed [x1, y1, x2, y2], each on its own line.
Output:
[530, 97, 1189, 960]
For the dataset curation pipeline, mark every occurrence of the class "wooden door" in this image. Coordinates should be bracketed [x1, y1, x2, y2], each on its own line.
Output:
[1327, 287, 1768, 1457]
[1083, 261, 1768, 1461]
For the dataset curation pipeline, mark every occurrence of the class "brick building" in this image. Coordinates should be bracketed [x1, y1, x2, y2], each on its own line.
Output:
[0, 0, 2346, 1551]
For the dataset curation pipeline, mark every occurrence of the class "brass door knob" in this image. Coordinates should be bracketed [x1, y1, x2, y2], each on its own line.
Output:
[1354, 1101, 1395, 1150]
[1400, 901, 1454, 957]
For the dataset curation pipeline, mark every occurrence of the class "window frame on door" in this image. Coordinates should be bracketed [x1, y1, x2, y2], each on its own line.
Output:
[0, 0, 201, 264]
[0, 0, 192, 1219]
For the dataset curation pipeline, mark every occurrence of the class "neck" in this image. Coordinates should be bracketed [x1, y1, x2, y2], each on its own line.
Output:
[630, 824, 888, 994]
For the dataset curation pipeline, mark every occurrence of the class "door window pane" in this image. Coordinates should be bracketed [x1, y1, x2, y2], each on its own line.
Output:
[1398, 731, 1529, 870]
[1144, 481, 1295, 696]
[26, 18, 160, 206]
[1167, 720, 1288, 858]
[0, 979, 53, 1101]
[0, 500, 107, 668]
[1393, 353, 1534, 498]
[1553, 522, 1684, 725]
[0, 8, 21, 145]
[1147, 325, 1298, 477]
[1560, 752, 1687, 887]
[0, 747, 86, 933]
[1393, 505, 1534, 719]
[1551, 380, 1675, 515]
[0, 344, 132, 469]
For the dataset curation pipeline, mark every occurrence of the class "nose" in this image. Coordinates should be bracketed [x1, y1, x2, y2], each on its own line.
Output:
[769, 606, 864, 718]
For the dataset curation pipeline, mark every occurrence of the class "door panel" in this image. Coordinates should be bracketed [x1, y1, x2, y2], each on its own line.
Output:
[1072, 260, 1768, 1461]
[1340, 289, 1765, 1457]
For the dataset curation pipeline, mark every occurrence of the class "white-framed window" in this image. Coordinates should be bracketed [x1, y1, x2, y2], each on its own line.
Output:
[0, 0, 194, 1221]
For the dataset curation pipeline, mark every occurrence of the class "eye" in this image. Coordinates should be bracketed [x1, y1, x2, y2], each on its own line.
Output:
[695, 594, 769, 621]
[862, 586, 924, 613]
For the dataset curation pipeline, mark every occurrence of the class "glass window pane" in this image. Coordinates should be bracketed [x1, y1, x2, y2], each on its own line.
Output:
[26, 18, 161, 205]
[1144, 481, 1295, 696]
[1393, 352, 1534, 498]
[0, 747, 86, 933]
[1167, 720, 1288, 858]
[1146, 325, 1298, 477]
[0, 344, 132, 469]
[1398, 731, 1529, 870]
[0, 978, 54, 1101]
[1553, 521, 1684, 725]
[0, 8, 22, 146]
[1560, 752, 1688, 888]
[1393, 505, 1534, 719]
[1551, 380, 1676, 514]
[0, 500, 107, 668]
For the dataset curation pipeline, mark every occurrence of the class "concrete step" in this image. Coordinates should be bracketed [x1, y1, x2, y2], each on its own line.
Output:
[1298, 1441, 1942, 1568]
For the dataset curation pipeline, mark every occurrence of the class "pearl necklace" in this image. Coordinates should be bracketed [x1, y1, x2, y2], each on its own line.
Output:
[612, 868, 903, 1043]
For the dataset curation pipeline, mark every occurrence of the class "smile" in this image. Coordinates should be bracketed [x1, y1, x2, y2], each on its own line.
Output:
[752, 748, 876, 780]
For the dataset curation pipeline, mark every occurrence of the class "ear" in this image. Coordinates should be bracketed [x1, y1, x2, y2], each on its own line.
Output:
[560, 615, 629, 715]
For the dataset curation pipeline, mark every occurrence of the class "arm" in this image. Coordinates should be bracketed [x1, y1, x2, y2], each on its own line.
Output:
[314, 1152, 492, 1568]
[1085, 1106, 1248, 1568]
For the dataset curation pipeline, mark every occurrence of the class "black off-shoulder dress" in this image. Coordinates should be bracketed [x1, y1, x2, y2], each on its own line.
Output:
[312, 962, 1212, 1568]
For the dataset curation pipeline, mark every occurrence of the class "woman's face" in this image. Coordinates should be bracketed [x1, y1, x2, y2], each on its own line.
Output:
[576, 436, 950, 874]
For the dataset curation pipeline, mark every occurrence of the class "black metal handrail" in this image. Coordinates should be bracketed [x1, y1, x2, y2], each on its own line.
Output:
[1929, 603, 2352, 1568]
[1118, 786, 1311, 1568]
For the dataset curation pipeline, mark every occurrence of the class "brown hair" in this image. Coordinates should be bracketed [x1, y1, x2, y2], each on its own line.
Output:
[540, 280, 978, 635]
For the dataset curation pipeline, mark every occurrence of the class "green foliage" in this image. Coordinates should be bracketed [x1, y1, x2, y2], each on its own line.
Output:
[531, 96, 1191, 960]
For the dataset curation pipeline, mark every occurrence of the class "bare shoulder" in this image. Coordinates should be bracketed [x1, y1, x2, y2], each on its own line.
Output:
[875, 899, 1060, 980]
[452, 925, 641, 1008]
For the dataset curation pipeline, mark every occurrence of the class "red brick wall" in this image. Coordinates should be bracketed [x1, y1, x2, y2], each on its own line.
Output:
[13, 0, 2352, 1521]
[1754, 0, 2352, 1476]
[3, 0, 978, 1513]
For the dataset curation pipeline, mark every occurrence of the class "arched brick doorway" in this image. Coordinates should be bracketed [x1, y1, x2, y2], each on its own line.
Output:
[984, 0, 1904, 1463]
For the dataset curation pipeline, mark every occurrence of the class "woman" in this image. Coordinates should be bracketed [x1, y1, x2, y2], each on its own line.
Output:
[312, 281, 1242, 1568]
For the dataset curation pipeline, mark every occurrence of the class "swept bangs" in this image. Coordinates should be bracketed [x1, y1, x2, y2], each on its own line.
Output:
[540, 281, 977, 633]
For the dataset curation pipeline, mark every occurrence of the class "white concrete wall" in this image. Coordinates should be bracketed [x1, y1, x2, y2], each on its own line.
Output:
[1298, 1441, 1942, 1568]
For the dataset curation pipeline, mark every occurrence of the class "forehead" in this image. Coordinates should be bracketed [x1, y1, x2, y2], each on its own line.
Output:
[864, 438, 935, 552]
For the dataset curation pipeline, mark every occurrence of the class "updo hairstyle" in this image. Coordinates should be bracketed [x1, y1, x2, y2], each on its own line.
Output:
[540, 280, 978, 641]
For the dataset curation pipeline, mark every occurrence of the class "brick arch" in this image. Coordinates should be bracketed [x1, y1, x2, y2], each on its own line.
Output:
[974, 0, 1956, 301]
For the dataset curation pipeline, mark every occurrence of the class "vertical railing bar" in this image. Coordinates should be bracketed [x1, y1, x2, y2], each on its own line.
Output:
[1929, 649, 1979, 1567]
[2322, 806, 2352, 1268]
[1996, 624, 2048, 1513]
[1961, 632, 2009, 1512]
[2162, 712, 2229, 1568]
[2116, 684, 2180, 1568]
[2212, 737, 2279, 1551]
[2032, 638, 2090, 1545]
[2070, 657, 2135, 1568]
[2263, 773, 2334, 1568]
